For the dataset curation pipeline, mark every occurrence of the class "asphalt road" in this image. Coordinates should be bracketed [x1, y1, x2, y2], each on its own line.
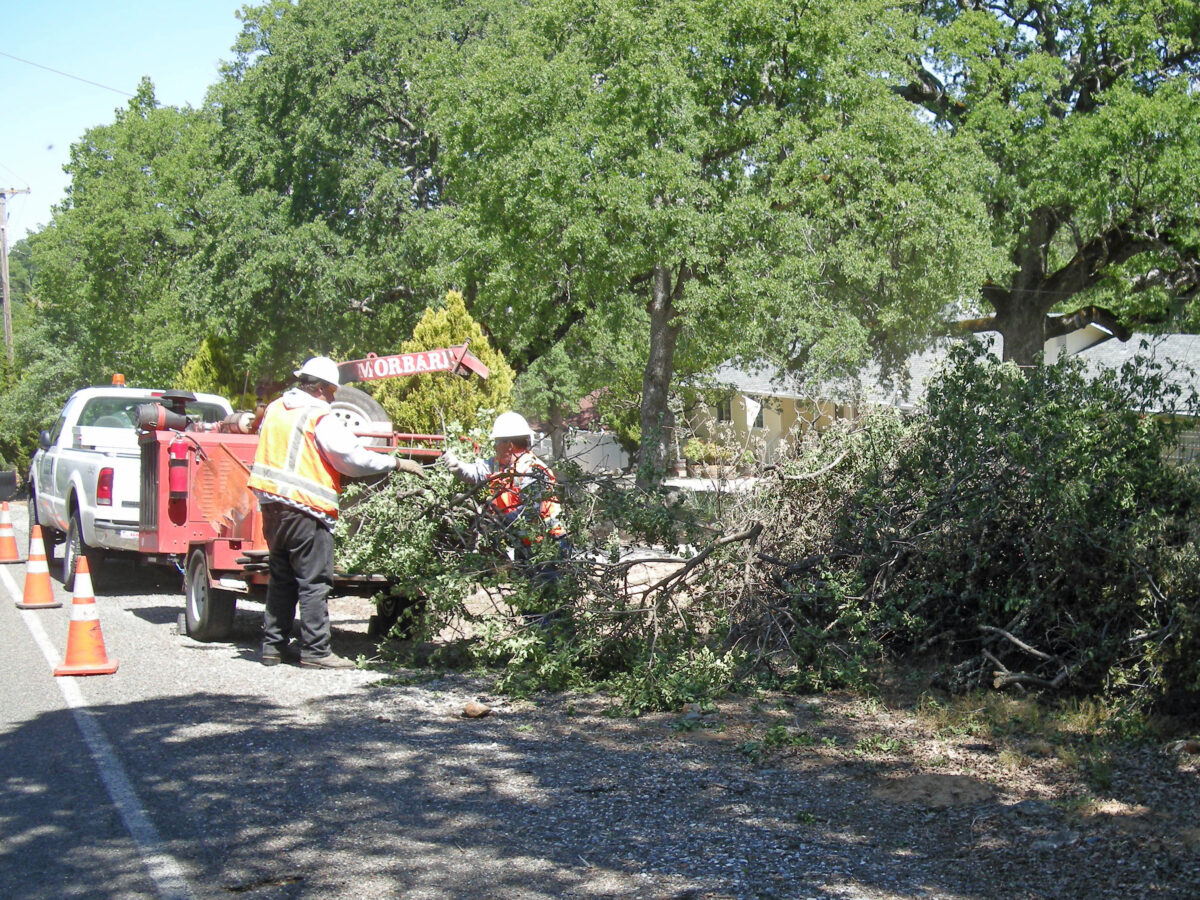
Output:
[2, 504, 690, 900]
[0, 503, 435, 900]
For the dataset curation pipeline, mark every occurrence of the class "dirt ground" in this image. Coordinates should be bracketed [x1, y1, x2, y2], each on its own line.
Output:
[324, 593, 1200, 898]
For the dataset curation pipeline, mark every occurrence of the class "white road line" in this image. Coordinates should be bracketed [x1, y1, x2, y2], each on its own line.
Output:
[1, 566, 197, 900]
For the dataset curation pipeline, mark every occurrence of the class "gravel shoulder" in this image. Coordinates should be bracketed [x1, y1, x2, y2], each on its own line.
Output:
[314, 595, 1200, 899]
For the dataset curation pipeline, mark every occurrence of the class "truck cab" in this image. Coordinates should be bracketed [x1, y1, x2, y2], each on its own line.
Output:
[29, 385, 233, 588]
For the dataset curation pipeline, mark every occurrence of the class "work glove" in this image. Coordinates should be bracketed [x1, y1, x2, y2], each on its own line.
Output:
[392, 457, 428, 479]
[439, 449, 468, 480]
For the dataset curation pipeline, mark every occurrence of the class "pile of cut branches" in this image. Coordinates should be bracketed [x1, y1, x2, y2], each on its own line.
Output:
[336, 345, 1200, 715]
[726, 345, 1200, 712]
[335, 457, 759, 709]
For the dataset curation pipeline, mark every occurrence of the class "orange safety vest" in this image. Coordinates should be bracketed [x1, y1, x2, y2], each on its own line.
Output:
[247, 399, 342, 518]
[488, 451, 566, 541]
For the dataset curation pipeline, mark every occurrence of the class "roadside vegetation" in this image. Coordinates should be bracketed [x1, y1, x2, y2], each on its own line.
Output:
[338, 346, 1200, 731]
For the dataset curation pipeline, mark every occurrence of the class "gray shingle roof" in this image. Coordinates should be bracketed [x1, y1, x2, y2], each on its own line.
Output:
[710, 333, 1200, 414]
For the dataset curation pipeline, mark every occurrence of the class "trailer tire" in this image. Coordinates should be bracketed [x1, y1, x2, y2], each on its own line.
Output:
[184, 549, 236, 641]
[368, 593, 427, 640]
[330, 386, 391, 446]
[63, 511, 103, 592]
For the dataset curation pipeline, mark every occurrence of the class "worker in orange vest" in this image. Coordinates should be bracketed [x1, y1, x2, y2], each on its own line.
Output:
[248, 356, 424, 668]
[441, 412, 571, 616]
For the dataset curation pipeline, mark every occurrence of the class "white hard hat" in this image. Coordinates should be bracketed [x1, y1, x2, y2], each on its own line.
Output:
[293, 356, 341, 387]
[491, 411, 533, 441]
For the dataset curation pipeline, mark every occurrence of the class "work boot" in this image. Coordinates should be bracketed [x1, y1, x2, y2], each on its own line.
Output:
[300, 652, 357, 670]
[261, 643, 301, 666]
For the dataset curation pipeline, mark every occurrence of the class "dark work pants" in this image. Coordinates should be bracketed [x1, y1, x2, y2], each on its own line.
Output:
[260, 503, 335, 659]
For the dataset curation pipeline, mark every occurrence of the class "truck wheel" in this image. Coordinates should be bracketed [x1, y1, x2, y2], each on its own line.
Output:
[184, 549, 236, 642]
[330, 386, 391, 447]
[63, 512, 103, 592]
[27, 492, 60, 560]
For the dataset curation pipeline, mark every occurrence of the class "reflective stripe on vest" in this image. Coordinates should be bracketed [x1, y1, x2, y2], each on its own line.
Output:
[248, 401, 342, 516]
[488, 452, 565, 539]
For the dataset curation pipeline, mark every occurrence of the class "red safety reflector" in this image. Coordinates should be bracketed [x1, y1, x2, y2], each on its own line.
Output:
[97, 468, 114, 506]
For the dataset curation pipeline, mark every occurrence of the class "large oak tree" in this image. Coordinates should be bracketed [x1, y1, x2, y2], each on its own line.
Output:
[424, 0, 993, 482]
[899, 0, 1200, 363]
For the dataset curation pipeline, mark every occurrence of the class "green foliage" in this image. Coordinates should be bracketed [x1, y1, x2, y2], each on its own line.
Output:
[330, 340, 1200, 717]
[425, 0, 992, 478]
[744, 343, 1200, 713]
[371, 290, 515, 434]
[589, 370, 644, 455]
[333, 428, 748, 710]
[177, 336, 257, 408]
[28, 82, 215, 386]
[901, 0, 1200, 358]
[195, 0, 473, 382]
[3, 87, 217, 466]
[683, 439, 737, 466]
[606, 646, 742, 715]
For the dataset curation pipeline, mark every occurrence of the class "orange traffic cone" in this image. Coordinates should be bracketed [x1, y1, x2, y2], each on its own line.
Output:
[16, 525, 61, 609]
[0, 502, 21, 563]
[54, 557, 119, 676]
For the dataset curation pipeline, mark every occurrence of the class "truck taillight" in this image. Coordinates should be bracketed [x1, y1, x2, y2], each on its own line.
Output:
[97, 467, 114, 506]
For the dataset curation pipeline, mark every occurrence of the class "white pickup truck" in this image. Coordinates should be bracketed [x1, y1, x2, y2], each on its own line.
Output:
[28, 385, 233, 589]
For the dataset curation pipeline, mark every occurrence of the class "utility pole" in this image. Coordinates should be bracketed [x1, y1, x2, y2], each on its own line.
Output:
[1, 187, 31, 364]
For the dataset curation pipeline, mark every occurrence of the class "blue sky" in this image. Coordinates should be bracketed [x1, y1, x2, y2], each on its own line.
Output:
[1, 1, 248, 240]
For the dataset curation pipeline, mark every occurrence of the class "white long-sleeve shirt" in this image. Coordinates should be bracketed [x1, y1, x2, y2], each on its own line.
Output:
[253, 387, 394, 527]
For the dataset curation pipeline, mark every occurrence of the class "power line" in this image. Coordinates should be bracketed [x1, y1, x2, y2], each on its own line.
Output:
[0, 49, 134, 97]
[0, 160, 30, 191]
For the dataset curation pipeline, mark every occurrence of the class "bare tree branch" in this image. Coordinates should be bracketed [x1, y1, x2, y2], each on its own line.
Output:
[1043, 306, 1132, 342]
[978, 624, 1055, 661]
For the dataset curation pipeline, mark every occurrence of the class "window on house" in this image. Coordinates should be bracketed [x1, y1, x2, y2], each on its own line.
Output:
[716, 398, 732, 423]
[753, 404, 764, 429]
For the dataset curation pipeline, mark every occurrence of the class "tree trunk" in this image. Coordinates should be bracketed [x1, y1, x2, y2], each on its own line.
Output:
[637, 265, 682, 488]
[987, 209, 1059, 366]
[991, 290, 1051, 366]
[969, 212, 1148, 364]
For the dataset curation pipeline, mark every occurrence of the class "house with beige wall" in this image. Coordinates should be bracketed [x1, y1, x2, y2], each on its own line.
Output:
[692, 330, 1200, 467]
[683, 362, 863, 465]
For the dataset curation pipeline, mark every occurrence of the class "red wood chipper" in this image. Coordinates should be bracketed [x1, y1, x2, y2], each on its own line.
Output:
[137, 344, 488, 640]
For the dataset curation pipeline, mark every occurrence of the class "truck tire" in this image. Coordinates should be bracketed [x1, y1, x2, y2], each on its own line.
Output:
[27, 491, 60, 560]
[184, 548, 237, 642]
[63, 511, 104, 592]
[330, 386, 391, 447]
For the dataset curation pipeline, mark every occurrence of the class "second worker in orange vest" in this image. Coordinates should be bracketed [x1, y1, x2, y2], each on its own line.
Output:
[441, 412, 571, 623]
[248, 356, 425, 669]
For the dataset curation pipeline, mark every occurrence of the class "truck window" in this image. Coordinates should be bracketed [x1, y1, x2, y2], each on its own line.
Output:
[48, 413, 67, 445]
[187, 402, 229, 424]
[78, 398, 137, 428]
[77, 396, 228, 428]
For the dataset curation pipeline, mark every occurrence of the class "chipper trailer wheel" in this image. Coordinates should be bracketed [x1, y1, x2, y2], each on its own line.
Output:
[184, 548, 237, 642]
